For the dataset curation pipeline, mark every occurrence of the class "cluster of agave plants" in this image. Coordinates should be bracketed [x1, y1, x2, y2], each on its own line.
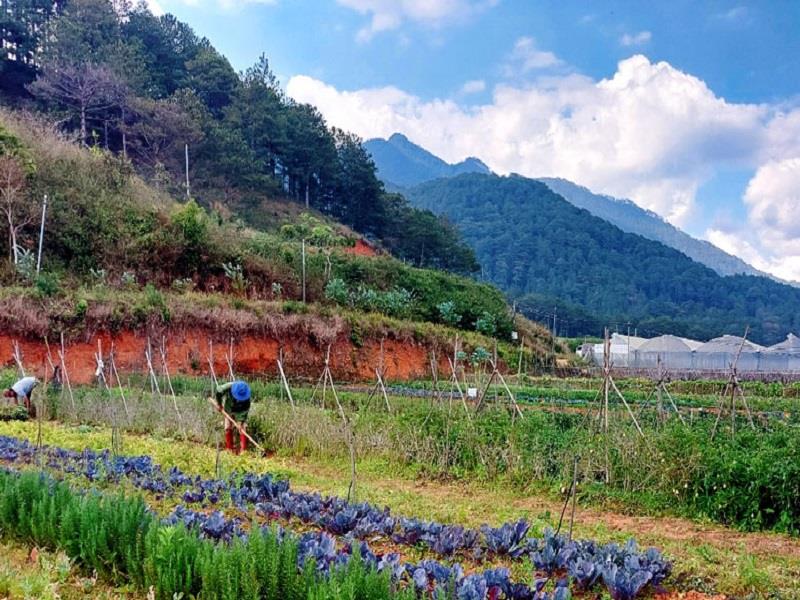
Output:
[0, 435, 670, 600]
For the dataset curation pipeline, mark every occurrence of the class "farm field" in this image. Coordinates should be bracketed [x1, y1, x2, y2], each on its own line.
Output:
[1, 372, 798, 599]
[3, 2, 799, 599]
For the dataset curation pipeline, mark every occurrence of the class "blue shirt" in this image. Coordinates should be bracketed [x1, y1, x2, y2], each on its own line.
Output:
[12, 377, 38, 398]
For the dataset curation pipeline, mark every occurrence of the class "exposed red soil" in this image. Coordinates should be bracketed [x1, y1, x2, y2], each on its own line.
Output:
[342, 239, 378, 257]
[0, 330, 444, 384]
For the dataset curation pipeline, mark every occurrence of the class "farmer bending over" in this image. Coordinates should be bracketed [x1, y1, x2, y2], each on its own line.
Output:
[3, 376, 39, 417]
[215, 380, 251, 454]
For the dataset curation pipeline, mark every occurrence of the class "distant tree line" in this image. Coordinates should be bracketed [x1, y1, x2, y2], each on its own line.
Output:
[0, 0, 477, 274]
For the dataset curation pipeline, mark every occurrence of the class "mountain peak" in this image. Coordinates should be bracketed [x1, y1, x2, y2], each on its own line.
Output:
[364, 133, 491, 188]
[388, 132, 410, 143]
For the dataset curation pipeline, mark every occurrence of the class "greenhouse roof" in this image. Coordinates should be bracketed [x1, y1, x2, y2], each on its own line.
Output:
[638, 335, 693, 353]
[695, 335, 764, 353]
[766, 333, 800, 354]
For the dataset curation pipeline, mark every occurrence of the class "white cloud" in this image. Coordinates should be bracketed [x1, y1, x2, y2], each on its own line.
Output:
[145, 0, 165, 15]
[460, 79, 486, 94]
[504, 36, 563, 75]
[287, 53, 800, 281]
[705, 156, 800, 283]
[288, 54, 765, 225]
[336, 0, 498, 42]
[714, 6, 748, 21]
[619, 30, 652, 46]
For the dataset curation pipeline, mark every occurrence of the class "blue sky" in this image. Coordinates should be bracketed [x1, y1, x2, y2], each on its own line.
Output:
[152, 1, 800, 104]
[148, 0, 800, 281]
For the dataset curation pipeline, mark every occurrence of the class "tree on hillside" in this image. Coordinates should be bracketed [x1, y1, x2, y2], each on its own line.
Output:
[0, 0, 61, 96]
[123, 95, 201, 181]
[47, 0, 120, 63]
[173, 88, 260, 194]
[0, 155, 31, 264]
[28, 62, 126, 146]
[332, 129, 384, 233]
[185, 45, 239, 117]
[283, 102, 336, 208]
[121, 8, 197, 98]
[225, 55, 287, 179]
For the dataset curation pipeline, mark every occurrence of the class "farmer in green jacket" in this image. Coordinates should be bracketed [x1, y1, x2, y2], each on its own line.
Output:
[215, 380, 251, 454]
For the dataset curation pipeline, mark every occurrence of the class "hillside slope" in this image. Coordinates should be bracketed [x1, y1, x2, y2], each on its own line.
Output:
[0, 109, 565, 368]
[403, 173, 800, 345]
[538, 178, 769, 280]
[364, 133, 490, 188]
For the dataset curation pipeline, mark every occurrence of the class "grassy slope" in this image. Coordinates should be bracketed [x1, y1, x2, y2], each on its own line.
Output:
[1, 420, 797, 598]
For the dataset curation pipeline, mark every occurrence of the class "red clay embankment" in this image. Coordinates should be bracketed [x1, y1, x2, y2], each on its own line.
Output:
[1, 330, 443, 384]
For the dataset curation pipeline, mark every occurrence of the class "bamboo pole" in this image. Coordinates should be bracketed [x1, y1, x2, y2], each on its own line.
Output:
[226, 337, 235, 380]
[276, 348, 296, 411]
[57, 333, 75, 412]
[109, 345, 130, 419]
[159, 337, 187, 440]
[11, 340, 25, 377]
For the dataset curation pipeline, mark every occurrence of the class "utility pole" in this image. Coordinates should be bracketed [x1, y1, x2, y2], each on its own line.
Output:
[36, 194, 47, 274]
[185, 144, 190, 198]
[301, 238, 306, 303]
[626, 321, 631, 368]
[551, 307, 557, 368]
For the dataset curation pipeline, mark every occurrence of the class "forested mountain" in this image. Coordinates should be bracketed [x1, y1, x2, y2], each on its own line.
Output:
[403, 173, 800, 345]
[363, 133, 490, 188]
[538, 178, 769, 280]
[0, 0, 477, 275]
[364, 133, 772, 283]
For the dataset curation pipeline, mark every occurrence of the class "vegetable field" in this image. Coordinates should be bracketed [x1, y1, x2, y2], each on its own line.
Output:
[0, 434, 673, 600]
[1, 369, 799, 598]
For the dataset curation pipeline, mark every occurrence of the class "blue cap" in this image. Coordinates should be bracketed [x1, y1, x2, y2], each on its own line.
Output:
[231, 381, 251, 402]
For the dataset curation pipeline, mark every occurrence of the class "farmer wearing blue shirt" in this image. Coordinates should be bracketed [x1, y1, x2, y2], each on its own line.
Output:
[3, 376, 38, 417]
[215, 380, 251, 454]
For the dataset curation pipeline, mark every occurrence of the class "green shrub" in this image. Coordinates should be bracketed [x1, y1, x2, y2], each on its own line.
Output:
[0, 405, 29, 421]
[475, 311, 498, 337]
[324, 277, 349, 305]
[34, 272, 61, 298]
[74, 298, 88, 320]
[144, 283, 170, 322]
[437, 301, 462, 327]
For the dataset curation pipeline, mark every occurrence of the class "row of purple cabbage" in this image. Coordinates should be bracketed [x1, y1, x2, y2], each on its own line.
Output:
[0, 435, 670, 600]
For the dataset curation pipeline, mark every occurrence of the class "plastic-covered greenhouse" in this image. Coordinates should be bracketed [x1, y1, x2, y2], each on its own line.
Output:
[586, 333, 800, 373]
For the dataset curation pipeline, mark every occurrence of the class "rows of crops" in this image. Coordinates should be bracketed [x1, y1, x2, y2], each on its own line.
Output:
[0, 434, 671, 600]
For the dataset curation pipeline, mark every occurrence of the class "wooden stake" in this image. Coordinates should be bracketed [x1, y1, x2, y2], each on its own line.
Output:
[309, 345, 357, 501]
[207, 340, 219, 387]
[276, 348, 296, 411]
[711, 327, 755, 439]
[226, 337, 235, 380]
[159, 337, 187, 440]
[109, 345, 130, 419]
[11, 340, 25, 377]
[57, 333, 75, 412]
[144, 337, 164, 412]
